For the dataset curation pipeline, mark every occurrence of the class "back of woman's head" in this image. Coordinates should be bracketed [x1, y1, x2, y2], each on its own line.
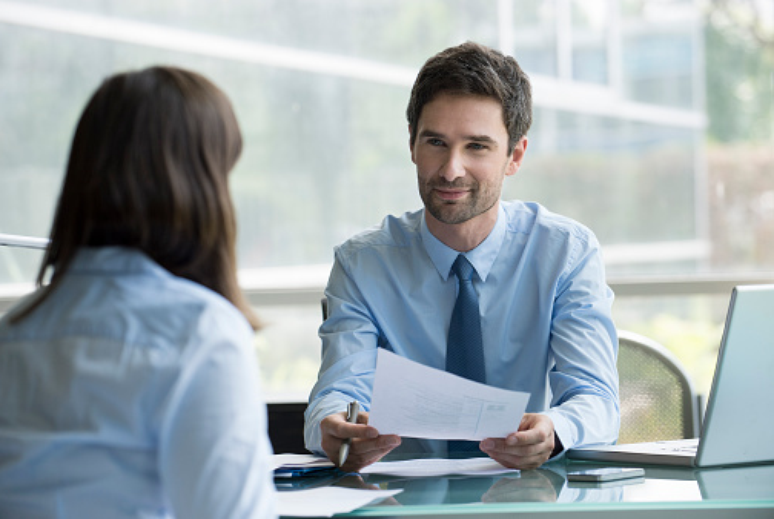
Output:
[26, 66, 258, 328]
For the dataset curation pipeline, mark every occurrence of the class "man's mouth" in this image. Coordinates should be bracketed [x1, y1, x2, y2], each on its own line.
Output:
[433, 187, 470, 201]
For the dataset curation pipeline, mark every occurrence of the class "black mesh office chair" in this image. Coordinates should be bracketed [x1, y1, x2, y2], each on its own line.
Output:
[617, 330, 700, 444]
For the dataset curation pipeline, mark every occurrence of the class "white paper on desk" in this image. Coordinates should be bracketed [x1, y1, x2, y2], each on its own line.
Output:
[369, 349, 529, 440]
[276, 487, 402, 517]
[272, 453, 334, 471]
[361, 457, 519, 478]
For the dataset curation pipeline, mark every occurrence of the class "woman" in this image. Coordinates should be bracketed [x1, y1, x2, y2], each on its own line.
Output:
[0, 67, 276, 518]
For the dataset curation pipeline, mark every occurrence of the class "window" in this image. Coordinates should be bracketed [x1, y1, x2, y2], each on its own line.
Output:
[1, 0, 772, 402]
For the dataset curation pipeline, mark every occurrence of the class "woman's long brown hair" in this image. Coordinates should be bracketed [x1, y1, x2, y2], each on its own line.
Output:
[12, 66, 259, 329]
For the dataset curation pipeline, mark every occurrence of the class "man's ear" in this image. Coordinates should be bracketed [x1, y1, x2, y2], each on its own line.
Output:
[506, 137, 528, 177]
[409, 124, 416, 164]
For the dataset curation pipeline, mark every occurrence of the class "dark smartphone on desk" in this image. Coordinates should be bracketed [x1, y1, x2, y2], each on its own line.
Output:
[567, 467, 644, 483]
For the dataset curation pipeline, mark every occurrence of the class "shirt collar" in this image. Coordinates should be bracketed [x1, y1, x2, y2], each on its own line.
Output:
[68, 247, 168, 278]
[420, 204, 507, 282]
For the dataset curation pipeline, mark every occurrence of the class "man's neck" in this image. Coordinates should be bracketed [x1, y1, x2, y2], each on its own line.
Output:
[425, 202, 500, 252]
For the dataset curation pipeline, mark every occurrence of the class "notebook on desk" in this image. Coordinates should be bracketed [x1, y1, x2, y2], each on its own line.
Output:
[568, 284, 774, 468]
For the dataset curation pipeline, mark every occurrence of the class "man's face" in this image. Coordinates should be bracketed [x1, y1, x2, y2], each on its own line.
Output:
[411, 93, 526, 226]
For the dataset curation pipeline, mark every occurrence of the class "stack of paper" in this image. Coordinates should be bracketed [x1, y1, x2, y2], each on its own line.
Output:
[277, 487, 402, 517]
[362, 457, 519, 478]
[273, 455, 402, 517]
[273, 453, 335, 478]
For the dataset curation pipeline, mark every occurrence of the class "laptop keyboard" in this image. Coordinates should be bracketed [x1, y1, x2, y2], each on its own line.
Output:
[669, 444, 697, 453]
[655, 438, 699, 454]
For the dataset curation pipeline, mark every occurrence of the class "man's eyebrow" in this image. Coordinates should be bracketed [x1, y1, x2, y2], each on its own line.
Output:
[467, 134, 498, 144]
[418, 129, 498, 144]
[417, 129, 445, 139]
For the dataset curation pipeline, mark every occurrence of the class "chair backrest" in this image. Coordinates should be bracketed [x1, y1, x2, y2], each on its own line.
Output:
[617, 330, 700, 444]
[267, 402, 308, 454]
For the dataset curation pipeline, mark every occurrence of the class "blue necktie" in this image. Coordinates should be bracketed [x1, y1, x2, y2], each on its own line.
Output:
[446, 254, 485, 382]
[446, 254, 485, 455]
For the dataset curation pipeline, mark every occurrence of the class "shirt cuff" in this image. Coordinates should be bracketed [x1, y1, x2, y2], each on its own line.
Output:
[550, 432, 565, 458]
[541, 408, 575, 455]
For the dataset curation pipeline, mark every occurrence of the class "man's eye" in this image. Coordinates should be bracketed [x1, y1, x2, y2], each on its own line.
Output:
[468, 143, 487, 150]
[428, 138, 445, 146]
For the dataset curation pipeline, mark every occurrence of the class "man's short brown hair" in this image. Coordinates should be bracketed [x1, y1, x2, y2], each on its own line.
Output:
[407, 41, 532, 153]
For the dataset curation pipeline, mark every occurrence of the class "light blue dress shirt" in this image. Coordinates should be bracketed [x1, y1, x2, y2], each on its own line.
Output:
[305, 201, 619, 456]
[0, 247, 276, 519]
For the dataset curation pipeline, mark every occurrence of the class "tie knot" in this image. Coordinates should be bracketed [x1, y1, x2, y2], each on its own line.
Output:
[451, 254, 475, 282]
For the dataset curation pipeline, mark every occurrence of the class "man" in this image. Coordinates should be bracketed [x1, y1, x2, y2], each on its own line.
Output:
[304, 41, 619, 472]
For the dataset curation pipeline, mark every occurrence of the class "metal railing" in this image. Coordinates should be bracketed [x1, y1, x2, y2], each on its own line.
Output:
[0, 233, 49, 250]
[1, 233, 773, 312]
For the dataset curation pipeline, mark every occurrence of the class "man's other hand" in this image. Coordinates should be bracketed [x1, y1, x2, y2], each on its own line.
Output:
[479, 413, 556, 470]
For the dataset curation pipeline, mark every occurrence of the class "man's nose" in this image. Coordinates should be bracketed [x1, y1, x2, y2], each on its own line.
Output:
[438, 150, 465, 182]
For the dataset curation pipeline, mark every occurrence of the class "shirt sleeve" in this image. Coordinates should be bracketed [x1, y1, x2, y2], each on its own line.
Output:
[158, 306, 277, 519]
[304, 249, 381, 455]
[541, 232, 620, 453]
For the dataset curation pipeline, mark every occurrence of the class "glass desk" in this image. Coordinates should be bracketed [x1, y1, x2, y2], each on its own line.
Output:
[278, 457, 774, 518]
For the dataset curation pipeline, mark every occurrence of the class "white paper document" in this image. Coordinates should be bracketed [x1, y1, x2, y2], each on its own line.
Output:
[272, 453, 334, 471]
[277, 487, 402, 517]
[369, 349, 530, 441]
[361, 457, 519, 478]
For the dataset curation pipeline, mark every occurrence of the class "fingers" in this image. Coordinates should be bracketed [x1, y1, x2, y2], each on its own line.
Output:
[482, 446, 552, 470]
[319, 411, 402, 472]
[339, 434, 402, 473]
[321, 411, 378, 443]
[481, 437, 552, 470]
[480, 414, 555, 470]
[319, 412, 374, 462]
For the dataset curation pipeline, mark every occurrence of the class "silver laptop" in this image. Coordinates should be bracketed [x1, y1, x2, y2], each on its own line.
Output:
[568, 284, 774, 468]
[696, 463, 774, 500]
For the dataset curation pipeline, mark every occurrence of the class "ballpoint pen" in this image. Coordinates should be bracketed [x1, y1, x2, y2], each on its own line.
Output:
[338, 400, 360, 467]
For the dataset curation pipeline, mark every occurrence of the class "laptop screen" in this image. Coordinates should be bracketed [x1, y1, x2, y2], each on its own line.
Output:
[697, 284, 774, 467]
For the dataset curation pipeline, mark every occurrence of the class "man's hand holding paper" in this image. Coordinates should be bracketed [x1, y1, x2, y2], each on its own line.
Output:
[363, 349, 532, 467]
[480, 413, 557, 470]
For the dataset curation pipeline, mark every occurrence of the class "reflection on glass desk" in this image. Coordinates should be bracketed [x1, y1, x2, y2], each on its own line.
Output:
[278, 447, 774, 518]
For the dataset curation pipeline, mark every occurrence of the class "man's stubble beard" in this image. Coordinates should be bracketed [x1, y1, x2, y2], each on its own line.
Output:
[420, 179, 500, 225]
